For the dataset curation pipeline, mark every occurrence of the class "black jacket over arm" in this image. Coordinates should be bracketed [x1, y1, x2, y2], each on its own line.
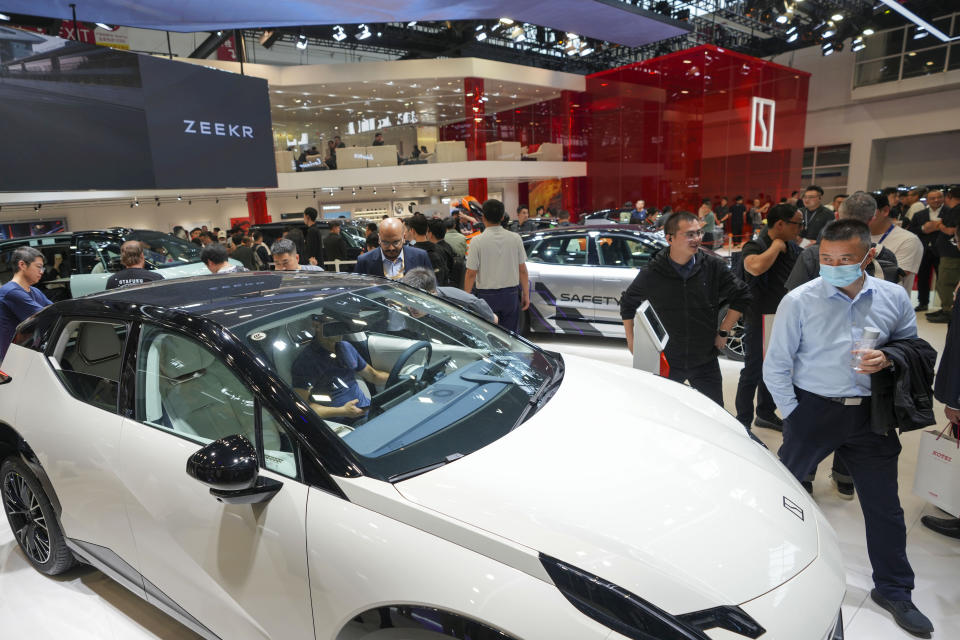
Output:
[934, 297, 960, 409]
[620, 249, 751, 369]
[871, 337, 938, 435]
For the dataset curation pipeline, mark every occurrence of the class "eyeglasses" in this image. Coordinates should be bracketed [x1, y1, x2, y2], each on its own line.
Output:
[380, 239, 404, 247]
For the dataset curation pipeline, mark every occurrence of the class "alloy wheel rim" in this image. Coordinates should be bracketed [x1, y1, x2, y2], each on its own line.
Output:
[2, 471, 51, 565]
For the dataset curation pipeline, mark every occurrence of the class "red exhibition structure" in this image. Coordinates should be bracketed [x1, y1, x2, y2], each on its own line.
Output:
[440, 44, 810, 218]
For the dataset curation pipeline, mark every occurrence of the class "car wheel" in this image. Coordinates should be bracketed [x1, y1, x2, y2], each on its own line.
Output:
[722, 317, 745, 362]
[1, 458, 75, 575]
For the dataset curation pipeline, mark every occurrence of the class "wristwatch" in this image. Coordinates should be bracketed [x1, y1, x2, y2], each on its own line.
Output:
[717, 330, 729, 338]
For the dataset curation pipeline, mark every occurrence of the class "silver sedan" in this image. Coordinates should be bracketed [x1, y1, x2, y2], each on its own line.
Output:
[520, 225, 744, 360]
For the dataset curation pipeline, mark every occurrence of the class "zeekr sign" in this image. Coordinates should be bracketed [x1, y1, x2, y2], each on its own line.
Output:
[0, 29, 276, 191]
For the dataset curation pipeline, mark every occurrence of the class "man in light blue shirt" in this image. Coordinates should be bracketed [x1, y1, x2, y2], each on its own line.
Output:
[763, 219, 932, 637]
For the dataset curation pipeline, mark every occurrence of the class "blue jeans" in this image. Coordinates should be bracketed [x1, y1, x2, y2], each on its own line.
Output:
[476, 286, 520, 332]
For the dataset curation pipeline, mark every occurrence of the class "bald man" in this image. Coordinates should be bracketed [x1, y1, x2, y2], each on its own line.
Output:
[105, 241, 164, 289]
[354, 217, 432, 279]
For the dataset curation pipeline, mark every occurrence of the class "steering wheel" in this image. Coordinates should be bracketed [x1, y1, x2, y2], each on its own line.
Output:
[386, 340, 432, 387]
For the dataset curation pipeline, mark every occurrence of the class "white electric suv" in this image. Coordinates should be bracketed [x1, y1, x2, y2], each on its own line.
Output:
[0, 272, 844, 640]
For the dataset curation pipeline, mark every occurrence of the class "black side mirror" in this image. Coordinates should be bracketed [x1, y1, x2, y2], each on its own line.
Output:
[186, 434, 282, 505]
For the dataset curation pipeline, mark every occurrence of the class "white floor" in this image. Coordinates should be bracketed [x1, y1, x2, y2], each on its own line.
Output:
[1, 315, 957, 640]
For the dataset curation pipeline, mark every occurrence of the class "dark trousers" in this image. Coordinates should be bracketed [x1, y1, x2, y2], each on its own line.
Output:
[916, 247, 939, 307]
[779, 388, 915, 601]
[668, 358, 723, 406]
[476, 286, 520, 333]
[735, 316, 777, 426]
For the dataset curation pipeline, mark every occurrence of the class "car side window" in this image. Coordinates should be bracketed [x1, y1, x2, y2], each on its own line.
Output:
[48, 320, 128, 414]
[135, 325, 299, 477]
[526, 235, 588, 265]
[76, 235, 123, 274]
[598, 236, 654, 268]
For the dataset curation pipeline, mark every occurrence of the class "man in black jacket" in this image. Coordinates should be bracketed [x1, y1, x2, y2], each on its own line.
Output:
[408, 213, 449, 286]
[927, 187, 960, 322]
[303, 207, 324, 267]
[797, 185, 834, 248]
[621, 211, 751, 406]
[908, 189, 944, 312]
[921, 294, 960, 538]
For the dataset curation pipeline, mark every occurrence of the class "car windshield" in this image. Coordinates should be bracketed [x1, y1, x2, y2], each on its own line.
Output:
[239, 283, 560, 481]
[125, 230, 201, 268]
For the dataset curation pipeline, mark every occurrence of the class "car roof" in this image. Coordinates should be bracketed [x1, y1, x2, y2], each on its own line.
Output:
[520, 224, 661, 237]
[73, 271, 391, 331]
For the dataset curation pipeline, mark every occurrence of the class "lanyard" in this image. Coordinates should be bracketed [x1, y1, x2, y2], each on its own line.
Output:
[878, 224, 894, 245]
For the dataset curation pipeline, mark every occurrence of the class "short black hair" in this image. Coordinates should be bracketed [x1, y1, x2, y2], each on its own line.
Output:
[557, 209, 570, 221]
[872, 193, 890, 213]
[947, 186, 960, 200]
[766, 203, 797, 227]
[443, 217, 456, 230]
[517, 205, 528, 214]
[253, 230, 264, 241]
[482, 199, 505, 224]
[328, 219, 341, 229]
[409, 214, 428, 236]
[200, 243, 229, 265]
[820, 219, 871, 253]
[303, 207, 318, 222]
[664, 211, 699, 235]
[366, 233, 379, 249]
[803, 185, 824, 197]
[427, 217, 446, 240]
[734, 195, 743, 202]
[881, 186, 900, 197]
[202, 231, 218, 242]
[366, 222, 378, 233]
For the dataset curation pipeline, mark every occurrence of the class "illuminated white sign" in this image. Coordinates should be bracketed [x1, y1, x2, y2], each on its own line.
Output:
[346, 111, 419, 135]
[749, 97, 775, 152]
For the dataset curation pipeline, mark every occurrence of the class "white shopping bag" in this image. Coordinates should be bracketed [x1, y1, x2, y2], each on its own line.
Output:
[912, 426, 960, 518]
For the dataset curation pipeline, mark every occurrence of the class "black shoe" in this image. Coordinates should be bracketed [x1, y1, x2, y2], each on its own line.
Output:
[921, 515, 960, 539]
[870, 590, 934, 638]
[831, 474, 855, 500]
[925, 310, 946, 319]
[915, 304, 928, 312]
[928, 313, 950, 323]
[802, 481, 813, 495]
[754, 415, 783, 431]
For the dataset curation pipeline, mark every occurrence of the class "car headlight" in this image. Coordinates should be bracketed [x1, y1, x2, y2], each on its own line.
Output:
[541, 554, 766, 640]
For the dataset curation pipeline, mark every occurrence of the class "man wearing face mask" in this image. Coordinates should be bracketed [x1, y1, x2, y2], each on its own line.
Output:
[621, 211, 751, 406]
[763, 219, 933, 638]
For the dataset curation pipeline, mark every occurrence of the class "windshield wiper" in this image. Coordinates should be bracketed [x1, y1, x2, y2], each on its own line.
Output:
[511, 354, 565, 431]
[389, 453, 464, 483]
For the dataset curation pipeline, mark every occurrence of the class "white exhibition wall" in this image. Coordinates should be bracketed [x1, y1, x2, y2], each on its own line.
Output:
[772, 46, 960, 191]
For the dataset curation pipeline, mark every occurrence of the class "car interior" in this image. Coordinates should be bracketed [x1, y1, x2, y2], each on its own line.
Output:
[49, 320, 126, 413]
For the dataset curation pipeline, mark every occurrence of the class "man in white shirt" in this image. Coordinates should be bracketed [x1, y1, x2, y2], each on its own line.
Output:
[869, 194, 923, 296]
[464, 199, 530, 332]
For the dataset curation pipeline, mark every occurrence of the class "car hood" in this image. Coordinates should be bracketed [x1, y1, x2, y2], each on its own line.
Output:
[396, 354, 820, 612]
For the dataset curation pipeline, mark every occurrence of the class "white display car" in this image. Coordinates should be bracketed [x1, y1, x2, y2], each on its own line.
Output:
[0, 272, 844, 640]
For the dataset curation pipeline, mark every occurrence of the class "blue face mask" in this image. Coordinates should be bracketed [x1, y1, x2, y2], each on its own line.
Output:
[820, 253, 869, 288]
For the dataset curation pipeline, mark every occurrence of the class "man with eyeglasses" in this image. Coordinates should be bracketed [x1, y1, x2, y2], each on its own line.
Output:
[355, 217, 431, 279]
[797, 185, 833, 248]
[621, 211, 751, 407]
[734, 204, 804, 434]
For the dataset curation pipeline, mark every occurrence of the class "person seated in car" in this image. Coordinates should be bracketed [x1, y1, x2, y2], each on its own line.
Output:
[291, 314, 390, 421]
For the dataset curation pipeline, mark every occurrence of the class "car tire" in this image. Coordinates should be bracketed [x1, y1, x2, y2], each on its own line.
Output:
[1, 457, 75, 575]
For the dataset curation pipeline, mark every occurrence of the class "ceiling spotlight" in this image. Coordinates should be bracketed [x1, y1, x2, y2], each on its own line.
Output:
[499, 17, 514, 25]
[332, 25, 346, 41]
[823, 28, 836, 38]
[786, 24, 798, 35]
[852, 37, 866, 52]
[787, 32, 799, 42]
[776, 15, 789, 24]
[373, 188, 377, 194]
[913, 27, 928, 40]
[508, 25, 524, 41]
[177, 194, 182, 201]
[297, 33, 308, 50]
[579, 47, 594, 56]
[95, 23, 118, 30]
[356, 24, 371, 40]
[392, 186, 397, 193]
[863, 28, 875, 36]
[830, 13, 844, 21]
[821, 41, 834, 56]
[134, 199, 139, 207]
[0, 13, 11, 21]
